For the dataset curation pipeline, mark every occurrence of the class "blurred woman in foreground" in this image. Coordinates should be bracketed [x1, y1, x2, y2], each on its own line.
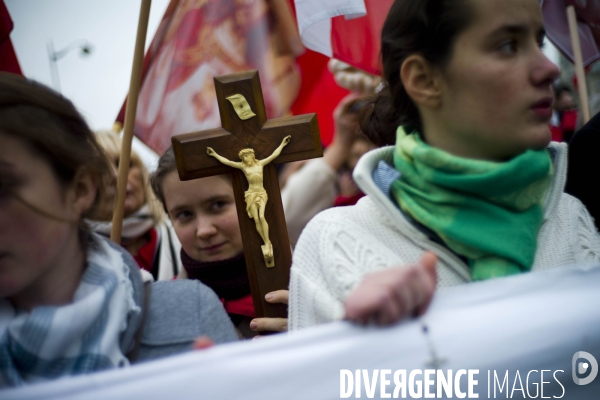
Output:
[0, 73, 237, 387]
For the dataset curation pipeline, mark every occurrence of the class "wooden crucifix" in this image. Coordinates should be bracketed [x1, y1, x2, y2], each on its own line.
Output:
[172, 70, 322, 318]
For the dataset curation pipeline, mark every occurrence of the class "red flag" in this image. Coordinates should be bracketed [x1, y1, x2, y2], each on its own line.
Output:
[290, 50, 348, 146]
[286, 0, 350, 146]
[295, 0, 393, 75]
[117, 0, 301, 155]
[0, 0, 22, 75]
[542, 0, 600, 68]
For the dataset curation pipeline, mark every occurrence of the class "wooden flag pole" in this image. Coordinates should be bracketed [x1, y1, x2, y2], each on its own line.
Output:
[566, 5, 591, 124]
[111, 0, 152, 243]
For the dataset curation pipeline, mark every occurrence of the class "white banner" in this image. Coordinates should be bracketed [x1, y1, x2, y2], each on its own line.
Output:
[294, 0, 366, 57]
[4, 265, 600, 399]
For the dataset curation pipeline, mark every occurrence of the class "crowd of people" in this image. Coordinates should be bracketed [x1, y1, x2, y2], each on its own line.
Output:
[1, 0, 599, 389]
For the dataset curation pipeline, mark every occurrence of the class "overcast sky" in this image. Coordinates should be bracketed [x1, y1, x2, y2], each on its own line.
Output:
[6, 0, 170, 132]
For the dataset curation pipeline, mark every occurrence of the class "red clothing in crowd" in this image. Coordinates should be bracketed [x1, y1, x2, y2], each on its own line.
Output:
[133, 228, 158, 273]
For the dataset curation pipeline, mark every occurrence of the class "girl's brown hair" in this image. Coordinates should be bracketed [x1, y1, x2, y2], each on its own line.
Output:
[360, 0, 474, 146]
[150, 146, 178, 214]
[0, 73, 111, 231]
[150, 146, 231, 214]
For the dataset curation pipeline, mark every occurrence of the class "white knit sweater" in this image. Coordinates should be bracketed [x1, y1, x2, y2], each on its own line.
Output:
[288, 143, 600, 330]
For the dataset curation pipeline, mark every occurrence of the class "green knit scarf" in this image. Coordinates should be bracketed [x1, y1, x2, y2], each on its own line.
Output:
[391, 126, 552, 280]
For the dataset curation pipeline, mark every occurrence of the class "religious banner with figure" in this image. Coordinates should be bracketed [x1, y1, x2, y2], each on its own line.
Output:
[542, 0, 600, 68]
[294, 0, 393, 75]
[116, 0, 301, 155]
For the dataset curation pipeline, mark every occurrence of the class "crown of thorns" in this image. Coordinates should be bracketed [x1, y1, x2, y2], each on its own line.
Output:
[238, 148, 255, 158]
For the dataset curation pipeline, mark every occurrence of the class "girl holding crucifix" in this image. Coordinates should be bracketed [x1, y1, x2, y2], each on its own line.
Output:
[151, 147, 290, 337]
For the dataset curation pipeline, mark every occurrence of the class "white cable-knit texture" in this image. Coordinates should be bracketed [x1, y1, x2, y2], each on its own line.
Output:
[288, 143, 600, 330]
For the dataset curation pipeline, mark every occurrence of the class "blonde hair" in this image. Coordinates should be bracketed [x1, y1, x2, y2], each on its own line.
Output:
[94, 129, 164, 224]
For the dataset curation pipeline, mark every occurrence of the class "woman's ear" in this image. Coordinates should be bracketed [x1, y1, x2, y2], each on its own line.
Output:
[68, 169, 98, 218]
[400, 55, 442, 109]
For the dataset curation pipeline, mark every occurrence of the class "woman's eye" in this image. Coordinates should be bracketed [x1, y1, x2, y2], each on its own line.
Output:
[175, 210, 193, 221]
[209, 200, 228, 212]
[497, 40, 517, 55]
[537, 37, 546, 50]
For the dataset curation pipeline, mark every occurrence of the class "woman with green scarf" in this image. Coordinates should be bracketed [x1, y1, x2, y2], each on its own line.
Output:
[288, 0, 600, 329]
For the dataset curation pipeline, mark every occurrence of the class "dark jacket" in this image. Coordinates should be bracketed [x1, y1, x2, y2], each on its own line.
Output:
[566, 112, 600, 231]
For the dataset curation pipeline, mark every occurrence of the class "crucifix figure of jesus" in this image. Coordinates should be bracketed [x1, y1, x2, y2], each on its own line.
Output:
[207, 135, 291, 267]
[171, 70, 321, 318]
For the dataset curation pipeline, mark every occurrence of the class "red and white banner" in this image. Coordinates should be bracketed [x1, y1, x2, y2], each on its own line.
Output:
[295, 0, 393, 75]
[118, 0, 301, 155]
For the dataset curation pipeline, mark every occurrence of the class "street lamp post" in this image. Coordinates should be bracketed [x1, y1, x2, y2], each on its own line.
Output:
[47, 39, 93, 92]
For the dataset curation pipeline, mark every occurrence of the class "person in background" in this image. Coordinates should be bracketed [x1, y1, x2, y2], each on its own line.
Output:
[550, 83, 577, 143]
[89, 130, 182, 281]
[0, 73, 237, 388]
[281, 95, 376, 247]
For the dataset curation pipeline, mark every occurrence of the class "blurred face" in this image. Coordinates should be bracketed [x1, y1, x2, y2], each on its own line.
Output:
[162, 172, 243, 262]
[555, 91, 575, 112]
[93, 156, 146, 221]
[123, 160, 146, 217]
[235, 0, 267, 27]
[432, 0, 560, 160]
[0, 133, 81, 300]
